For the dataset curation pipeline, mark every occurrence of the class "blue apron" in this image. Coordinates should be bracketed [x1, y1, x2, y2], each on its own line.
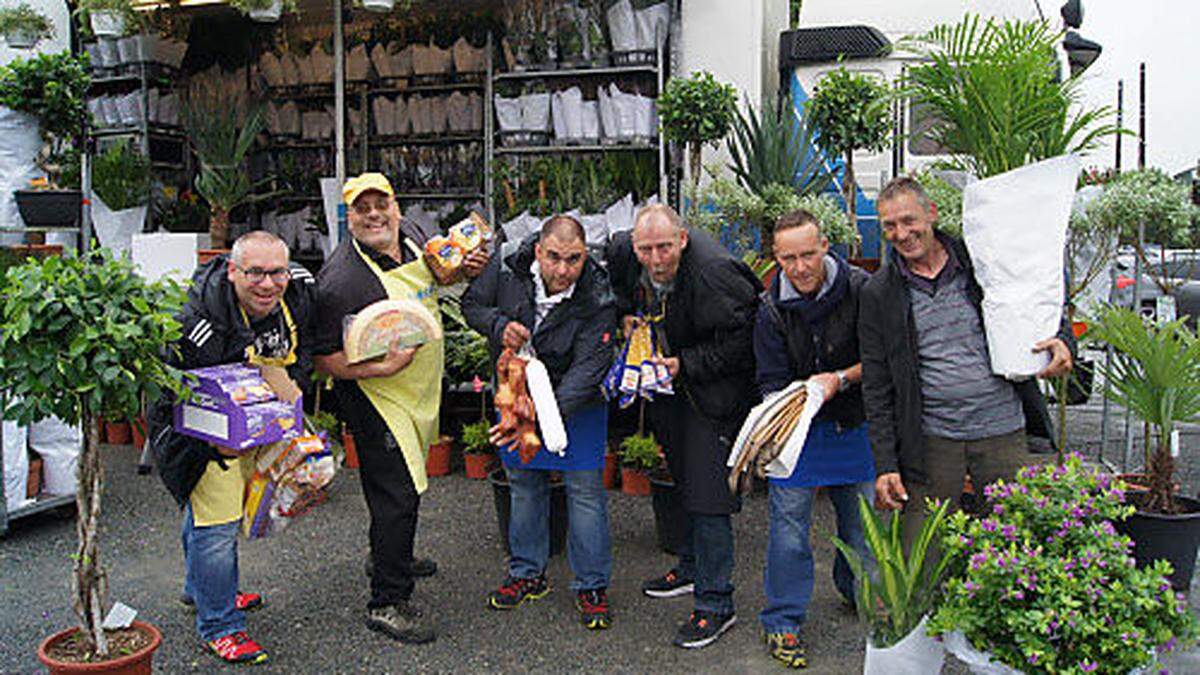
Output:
[498, 404, 607, 472]
[770, 419, 876, 488]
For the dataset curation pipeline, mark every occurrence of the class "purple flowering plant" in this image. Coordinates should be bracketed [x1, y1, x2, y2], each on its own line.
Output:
[928, 454, 1195, 674]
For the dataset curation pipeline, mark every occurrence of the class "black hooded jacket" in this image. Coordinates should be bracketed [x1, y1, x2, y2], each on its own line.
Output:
[461, 234, 616, 421]
[148, 254, 317, 507]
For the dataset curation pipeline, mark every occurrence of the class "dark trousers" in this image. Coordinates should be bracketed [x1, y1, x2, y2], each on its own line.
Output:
[676, 511, 735, 615]
[345, 397, 421, 609]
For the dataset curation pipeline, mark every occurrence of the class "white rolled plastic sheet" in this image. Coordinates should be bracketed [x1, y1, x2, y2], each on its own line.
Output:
[524, 357, 567, 457]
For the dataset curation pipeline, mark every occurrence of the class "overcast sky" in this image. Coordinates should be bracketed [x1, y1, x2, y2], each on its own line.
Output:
[1073, 0, 1199, 175]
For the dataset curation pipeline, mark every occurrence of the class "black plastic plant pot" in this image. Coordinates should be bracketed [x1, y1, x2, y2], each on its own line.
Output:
[490, 468, 569, 557]
[14, 189, 81, 229]
[650, 474, 686, 555]
[1116, 494, 1200, 593]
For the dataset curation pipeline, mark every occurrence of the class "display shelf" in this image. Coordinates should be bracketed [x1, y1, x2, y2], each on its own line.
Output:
[493, 63, 657, 81]
[368, 133, 484, 147]
[494, 142, 658, 155]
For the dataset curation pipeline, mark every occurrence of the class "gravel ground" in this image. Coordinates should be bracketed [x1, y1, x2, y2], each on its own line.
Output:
[4, 389, 1200, 674]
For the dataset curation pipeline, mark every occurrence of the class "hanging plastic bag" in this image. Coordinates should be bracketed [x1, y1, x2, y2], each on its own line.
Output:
[864, 617, 947, 675]
[29, 416, 82, 496]
[522, 92, 551, 132]
[606, 0, 638, 52]
[3, 409, 29, 511]
[635, 2, 671, 51]
[494, 95, 523, 133]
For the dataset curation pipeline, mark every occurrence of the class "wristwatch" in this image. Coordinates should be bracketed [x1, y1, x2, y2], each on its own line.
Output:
[836, 369, 850, 392]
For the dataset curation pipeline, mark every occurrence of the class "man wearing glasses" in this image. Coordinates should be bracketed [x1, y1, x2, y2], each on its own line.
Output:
[149, 230, 317, 665]
[313, 173, 488, 645]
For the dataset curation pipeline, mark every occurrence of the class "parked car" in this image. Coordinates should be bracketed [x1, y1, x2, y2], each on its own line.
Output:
[1112, 250, 1200, 327]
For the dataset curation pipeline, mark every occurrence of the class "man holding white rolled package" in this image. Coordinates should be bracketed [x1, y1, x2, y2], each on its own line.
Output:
[149, 230, 317, 665]
[860, 176, 1076, 549]
[461, 214, 617, 630]
[742, 209, 874, 669]
[312, 172, 489, 645]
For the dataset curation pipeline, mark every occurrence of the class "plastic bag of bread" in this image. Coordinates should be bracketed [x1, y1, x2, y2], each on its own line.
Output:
[343, 298, 442, 364]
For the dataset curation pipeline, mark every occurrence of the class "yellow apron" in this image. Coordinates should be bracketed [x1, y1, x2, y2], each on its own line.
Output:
[352, 238, 444, 494]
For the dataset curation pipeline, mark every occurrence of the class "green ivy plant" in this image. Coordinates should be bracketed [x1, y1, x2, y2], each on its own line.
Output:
[0, 3, 53, 41]
[0, 250, 186, 660]
[92, 140, 151, 211]
[658, 70, 737, 193]
[0, 50, 90, 183]
[805, 66, 891, 253]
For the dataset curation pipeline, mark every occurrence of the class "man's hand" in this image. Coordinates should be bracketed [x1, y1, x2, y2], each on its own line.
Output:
[1033, 337, 1073, 379]
[502, 321, 531, 351]
[488, 423, 517, 449]
[462, 247, 490, 279]
[810, 372, 841, 403]
[652, 355, 680, 378]
[875, 472, 908, 511]
[621, 314, 641, 337]
[375, 344, 420, 378]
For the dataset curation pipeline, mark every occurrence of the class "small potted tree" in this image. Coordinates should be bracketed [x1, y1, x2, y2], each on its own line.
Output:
[0, 3, 53, 49]
[75, 0, 135, 38]
[0, 250, 186, 671]
[657, 70, 737, 197]
[805, 66, 891, 258]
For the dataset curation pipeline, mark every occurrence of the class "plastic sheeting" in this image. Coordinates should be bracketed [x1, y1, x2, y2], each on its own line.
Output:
[0, 108, 43, 244]
[3, 410, 29, 512]
[864, 617, 947, 675]
[28, 416, 81, 496]
[91, 197, 147, 255]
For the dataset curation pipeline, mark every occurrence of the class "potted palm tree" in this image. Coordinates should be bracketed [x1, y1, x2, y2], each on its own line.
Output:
[0, 3, 53, 49]
[1091, 304, 1200, 592]
[0, 250, 185, 671]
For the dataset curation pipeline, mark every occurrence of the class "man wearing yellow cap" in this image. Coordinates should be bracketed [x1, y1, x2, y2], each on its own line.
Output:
[312, 173, 489, 643]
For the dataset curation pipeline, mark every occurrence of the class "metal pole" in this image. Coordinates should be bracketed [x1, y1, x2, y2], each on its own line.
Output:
[1138, 63, 1146, 170]
[1100, 79, 1122, 468]
[1115, 80, 1123, 172]
[333, 0, 345, 250]
[1124, 63, 1148, 470]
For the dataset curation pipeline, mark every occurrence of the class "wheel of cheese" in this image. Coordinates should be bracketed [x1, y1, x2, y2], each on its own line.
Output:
[344, 299, 442, 364]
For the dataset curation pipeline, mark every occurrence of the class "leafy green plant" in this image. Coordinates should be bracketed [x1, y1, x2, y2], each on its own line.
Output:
[911, 169, 963, 237]
[658, 70, 737, 193]
[1090, 305, 1200, 514]
[726, 97, 830, 201]
[153, 187, 210, 234]
[0, 3, 53, 40]
[461, 419, 493, 455]
[928, 454, 1195, 673]
[0, 50, 90, 182]
[1065, 201, 1119, 309]
[0, 250, 186, 659]
[618, 432, 660, 470]
[74, 0, 140, 38]
[902, 15, 1119, 179]
[832, 496, 952, 649]
[92, 140, 150, 210]
[805, 66, 891, 251]
[440, 295, 490, 386]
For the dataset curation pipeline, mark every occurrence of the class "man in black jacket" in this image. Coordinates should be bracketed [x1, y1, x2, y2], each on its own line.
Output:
[607, 204, 760, 649]
[149, 231, 316, 665]
[859, 177, 1074, 546]
[463, 215, 617, 630]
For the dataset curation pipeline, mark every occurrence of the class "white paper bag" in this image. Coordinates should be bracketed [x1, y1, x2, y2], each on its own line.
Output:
[962, 154, 1079, 379]
[606, 0, 638, 52]
[864, 617, 947, 675]
[29, 416, 82, 496]
[762, 379, 826, 479]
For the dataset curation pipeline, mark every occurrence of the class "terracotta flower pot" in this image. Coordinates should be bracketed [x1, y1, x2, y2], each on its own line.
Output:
[26, 456, 42, 498]
[464, 452, 494, 479]
[603, 452, 621, 489]
[426, 436, 453, 477]
[130, 417, 147, 450]
[105, 421, 132, 445]
[621, 467, 651, 496]
[342, 431, 359, 469]
[38, 619, 162, 675]
[197, 248, 229, 265]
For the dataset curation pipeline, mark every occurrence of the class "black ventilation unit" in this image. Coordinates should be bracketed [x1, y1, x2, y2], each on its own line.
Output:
[779, 25, 891, 68]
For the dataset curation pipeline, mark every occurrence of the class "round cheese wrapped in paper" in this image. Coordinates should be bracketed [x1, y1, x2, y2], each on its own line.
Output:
[344, 299, 442, 364]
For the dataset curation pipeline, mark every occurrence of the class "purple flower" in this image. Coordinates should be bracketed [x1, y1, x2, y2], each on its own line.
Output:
[1028, 653, 1040, 665]
[1158, 637, 1178, 653]
[982, 519, 999, 533]
[993, 503, 1006, 516]
[1080, 661, 1097, 672]
[970, 552, 987, 570]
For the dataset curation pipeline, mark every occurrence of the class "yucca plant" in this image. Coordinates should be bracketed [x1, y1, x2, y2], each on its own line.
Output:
[726, 97, 830, 201]
[1090, 305, 1200, 514]
[902, 14, 1119, 179]
[832, 496, 952, 649]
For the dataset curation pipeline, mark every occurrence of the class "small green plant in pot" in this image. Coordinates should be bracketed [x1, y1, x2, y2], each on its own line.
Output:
[0, 50, 90, 185]
[0, 3, 53, 48]
[657, 70, 737, 196]
[93, 140, 151, 211]
[619, 432, 659, 470]
[75, 0, 137, 38]
[0, 250, 186, 664]
[229, 0, 299, 22]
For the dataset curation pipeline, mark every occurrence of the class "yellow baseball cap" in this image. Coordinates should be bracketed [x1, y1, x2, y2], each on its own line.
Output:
[343, 172, 394, 205]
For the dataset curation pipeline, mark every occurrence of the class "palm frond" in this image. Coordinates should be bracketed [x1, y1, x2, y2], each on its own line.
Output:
[726, 97, 830, 199]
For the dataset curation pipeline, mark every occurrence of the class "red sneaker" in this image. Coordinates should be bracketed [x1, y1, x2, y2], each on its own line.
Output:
[576, 588, 612, 630]
[207, 631, 269, 664]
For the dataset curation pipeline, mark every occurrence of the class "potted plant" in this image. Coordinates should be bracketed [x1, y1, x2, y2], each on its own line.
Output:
[91, 139, 150, 250]
[618, 431, 657, 497]
[0, 250, 185, 671]
[181, 94, 272, 248]
[1091, 304, 1200, 591]
[0, 51, 90, 234]
[229, 0, 298, 23]
[833, 496, 952, 675]
[927, 454, 1196, 672]
[461, 419, 495, 479]
[805, 66, 891, 256]
[426, 434, 453, 477]
[0, 3, 53, 49]
[657, 70, 737, 196]
[603, 441, 620, 490]
[725, 98, 830, 206]
[75, 0, 135, 38]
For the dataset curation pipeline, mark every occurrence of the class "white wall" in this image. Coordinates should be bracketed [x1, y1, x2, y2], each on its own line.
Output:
[0, 0, 70, 66]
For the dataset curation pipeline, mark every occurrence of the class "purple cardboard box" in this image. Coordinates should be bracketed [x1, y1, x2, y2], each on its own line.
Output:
[173, 363, 303, 452]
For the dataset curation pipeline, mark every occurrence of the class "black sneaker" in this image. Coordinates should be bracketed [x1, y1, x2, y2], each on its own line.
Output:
[672, 610, 737, 649]
[366, 601, 435, 644]
[765, 630, 808, 668]
[576, 588, 612, 630]
[642, 569, 695, 598]
[365, 555, 438, 579]
[487, 575, 551, 610]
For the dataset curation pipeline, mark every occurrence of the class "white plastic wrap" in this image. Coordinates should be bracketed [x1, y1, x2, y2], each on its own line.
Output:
[604, 193, 635, 235]
[0, 108, 43, 244]
[346, 44, 370, 81]
[581, 213, 608, 247]
[92, 197, 146, 254]
[524, 357, 567, 456]
[452, 37, 485, 74]
[394, 96, 410, 136]
[864, 617, 947, 675]
[373, 96, 392, 135]
[494, 95, 522, 132]
[522, 92, 551, 132]
[447, 91, 470, 132]
[3, 407, 29, 511]
[942, 631, 1023, 675]
[635, 2, 671, 51]
[428, 95, 448, 135]
[370, 43, 392, 78]
[581, 100, 600, 141]
[559, 86, 584, 140]
[502, 210, 541, 243]
[606, 0, 638, 52]
[29, 416, 82, 496]
[962, 154, 1078, 379]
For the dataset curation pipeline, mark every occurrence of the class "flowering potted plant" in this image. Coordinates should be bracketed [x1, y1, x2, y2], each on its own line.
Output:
[928, 454, 1196, 673]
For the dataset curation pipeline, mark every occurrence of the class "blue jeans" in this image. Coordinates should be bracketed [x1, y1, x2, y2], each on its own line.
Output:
[181, 503, 244, 641]
[676, 512, 735, 615]
[506, 466, 611, 591]
[760, 482, 874, 633]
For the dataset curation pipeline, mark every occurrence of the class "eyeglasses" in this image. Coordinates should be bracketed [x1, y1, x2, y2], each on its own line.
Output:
[236, 266, 291, 284]
[352, 196, 392, 216]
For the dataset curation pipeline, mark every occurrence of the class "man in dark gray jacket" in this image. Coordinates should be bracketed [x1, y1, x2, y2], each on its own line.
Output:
[859, 177, 1074, 546]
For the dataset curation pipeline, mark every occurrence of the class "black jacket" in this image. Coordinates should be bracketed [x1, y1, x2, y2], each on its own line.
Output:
[461, 234, 616, 421]
[149, 255, 317, 507]
[858, 233, 1076, 483]
[755, 254, 869, 429]
[606, 226, 762, 424]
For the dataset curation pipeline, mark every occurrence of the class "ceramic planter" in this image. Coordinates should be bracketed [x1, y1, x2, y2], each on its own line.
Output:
[89, 11, 124, 38]
[426, 436, 452, 477]
[4, 29, 39, 49]
[620, 467, 650, 496]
